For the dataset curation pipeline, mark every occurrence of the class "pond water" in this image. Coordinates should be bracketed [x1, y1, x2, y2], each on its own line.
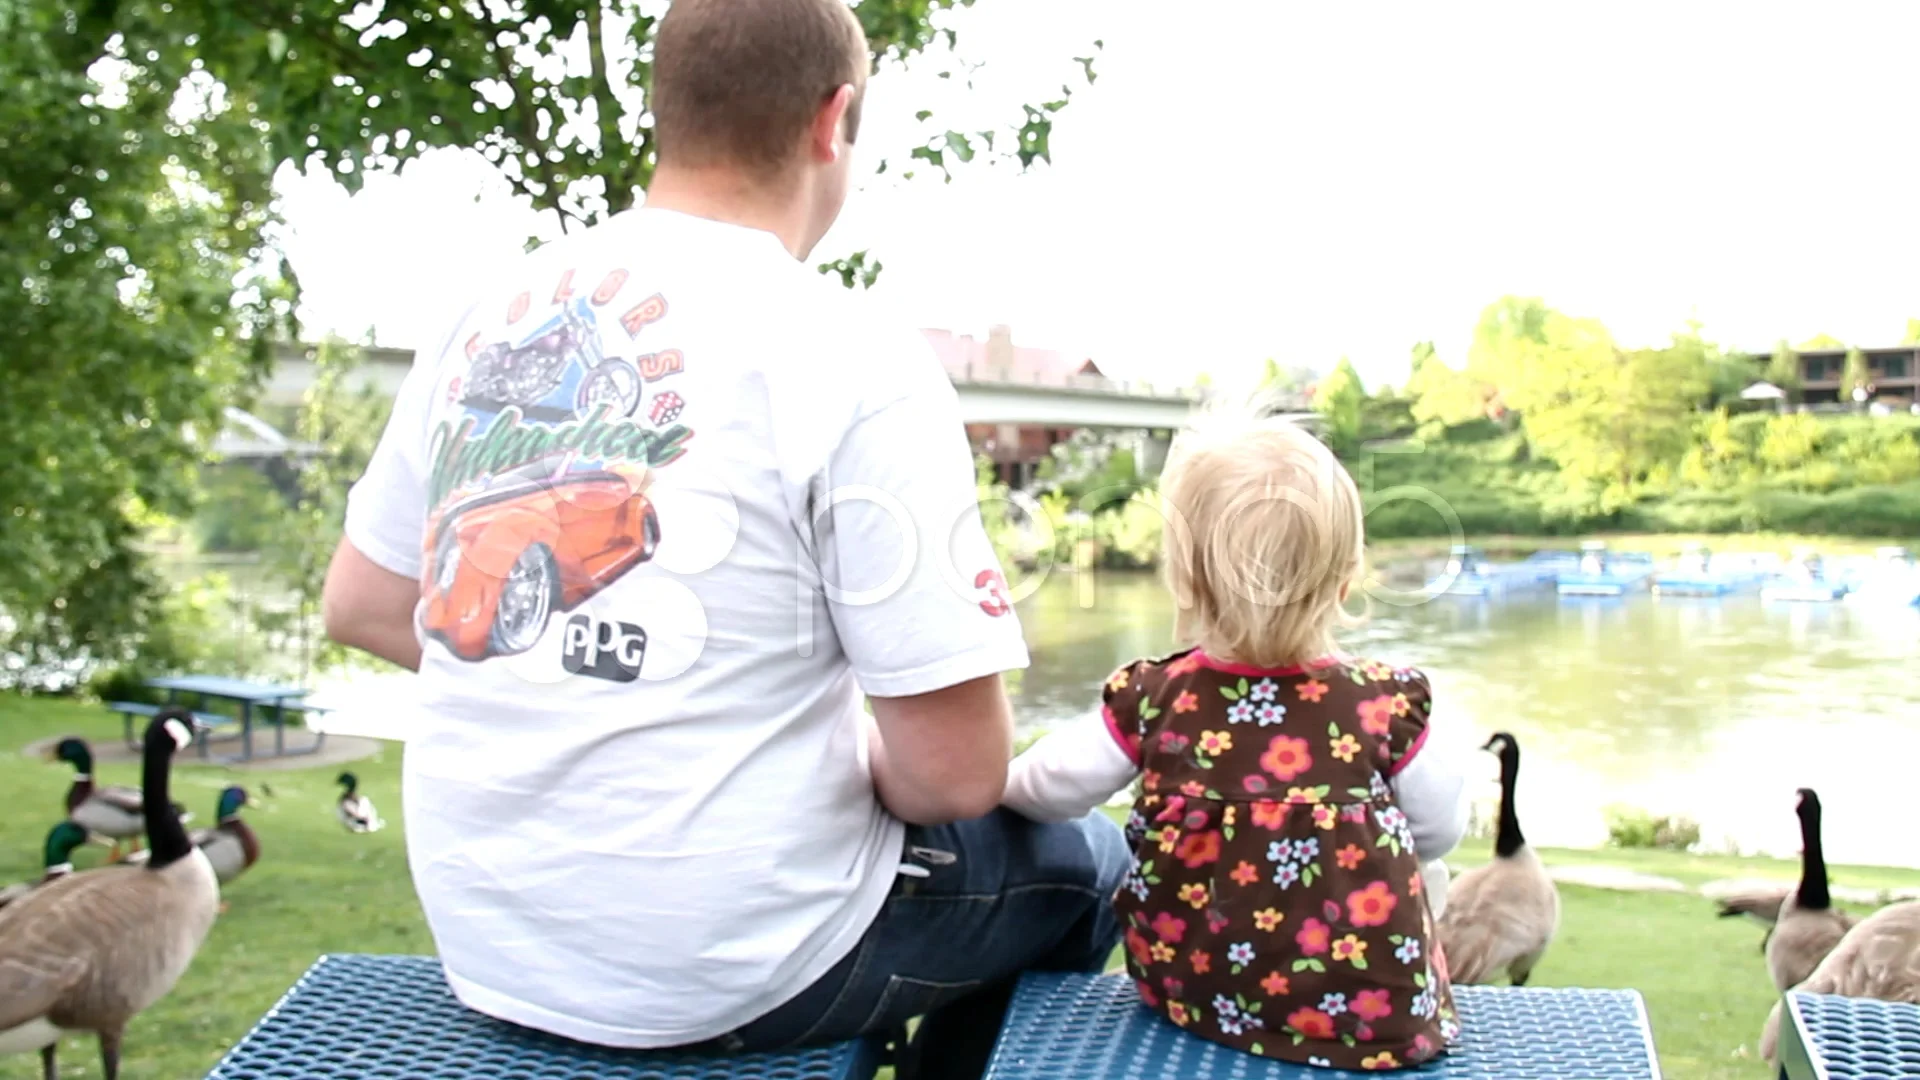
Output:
[1011, 570, 1920, 868]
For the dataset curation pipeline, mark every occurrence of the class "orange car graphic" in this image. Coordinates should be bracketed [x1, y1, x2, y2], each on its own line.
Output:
[421, 458, 661, 661]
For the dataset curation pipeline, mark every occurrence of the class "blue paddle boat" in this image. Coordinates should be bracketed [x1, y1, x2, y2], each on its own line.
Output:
[1842, 546, 1920, 608]
[1761, 548, 1850, 603]
[1434, 545, 1575, 596]
[1557, 541, 1657, 596]
[1653, 544, 1769, 597]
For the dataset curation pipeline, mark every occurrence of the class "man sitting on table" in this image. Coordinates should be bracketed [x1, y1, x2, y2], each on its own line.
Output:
[319, 2, 1126, 1077]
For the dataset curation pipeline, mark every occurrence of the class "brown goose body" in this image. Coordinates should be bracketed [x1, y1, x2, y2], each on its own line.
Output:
[1766, 788, 1854, 992]
[1762, 899, 1920, 1063]
[1439, 732, 1560, 985]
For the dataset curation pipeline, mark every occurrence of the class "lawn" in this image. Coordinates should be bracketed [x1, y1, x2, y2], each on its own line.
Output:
[5, 694, 1915, 1080]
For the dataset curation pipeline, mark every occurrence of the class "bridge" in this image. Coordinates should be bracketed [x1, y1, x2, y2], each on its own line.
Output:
[259, 343, 1313, 429]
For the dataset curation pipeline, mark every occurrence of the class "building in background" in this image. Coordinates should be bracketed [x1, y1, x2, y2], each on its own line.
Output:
[922, 325, 1106, 487]
[1797, 346, 1919, 406]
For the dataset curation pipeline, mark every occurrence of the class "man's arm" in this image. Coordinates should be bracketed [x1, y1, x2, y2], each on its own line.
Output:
[865, 675, 1013, 826]
[322, 538, 424, 672]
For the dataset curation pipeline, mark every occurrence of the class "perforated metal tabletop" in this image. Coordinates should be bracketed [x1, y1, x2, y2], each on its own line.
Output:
[981, 973, 1662, 1079]
[204, 955, 882, 1080]
[1779, 992, 1920, 1080]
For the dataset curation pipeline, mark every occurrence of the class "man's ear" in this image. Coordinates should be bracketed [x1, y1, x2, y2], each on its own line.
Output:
[810, 84, 857, 164]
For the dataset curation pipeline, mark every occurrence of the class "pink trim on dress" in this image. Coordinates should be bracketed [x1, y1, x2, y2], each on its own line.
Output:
[1193, 649, 1344, 679]
[1384, 724, 1430, 779]
[1103, 704, 1142, 767]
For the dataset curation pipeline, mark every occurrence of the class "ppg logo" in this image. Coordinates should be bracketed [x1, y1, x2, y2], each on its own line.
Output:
[561, 614, 648, 682]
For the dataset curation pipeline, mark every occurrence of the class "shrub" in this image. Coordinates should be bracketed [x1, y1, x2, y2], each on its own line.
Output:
[1604, 806, 1701, 851]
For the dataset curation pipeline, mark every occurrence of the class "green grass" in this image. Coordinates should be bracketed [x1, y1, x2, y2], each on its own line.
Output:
[5, 695, 1917, 1079]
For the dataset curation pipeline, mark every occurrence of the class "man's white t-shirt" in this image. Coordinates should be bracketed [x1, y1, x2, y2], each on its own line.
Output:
[343, 208, 1029, 1048]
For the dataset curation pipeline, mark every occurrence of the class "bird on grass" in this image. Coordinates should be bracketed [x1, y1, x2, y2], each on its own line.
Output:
[0, 823, 95, 912]
[0, 710, 220, 1080]
[127, 785, 261, 911]
[1764, 788, 1855, 993]
[1438, 731, 1560, 986]
[45, 736, 190, 862]
[336, 772, 384, 833]
[1762, 900, 1920, 1066]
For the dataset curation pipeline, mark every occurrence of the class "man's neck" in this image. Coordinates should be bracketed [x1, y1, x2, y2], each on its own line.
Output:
[643, 165, 811, 261]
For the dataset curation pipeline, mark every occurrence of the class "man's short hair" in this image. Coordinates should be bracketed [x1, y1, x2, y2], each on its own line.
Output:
[653, 0, 870, 177]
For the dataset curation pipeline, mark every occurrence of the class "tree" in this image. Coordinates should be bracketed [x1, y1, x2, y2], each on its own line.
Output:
[1407, 341, 1498, 428]
[1313, 357, 1365, 456]
[151, 0, 1099, 279]
[1259, 358, 1319, 397]
[0, 4, 281, 683]
[1500, 318, 1712, 507]
[1765, 340, 1803, 403]
[1463, 296, 1553, 410]
[1841, 347, 1870, 403]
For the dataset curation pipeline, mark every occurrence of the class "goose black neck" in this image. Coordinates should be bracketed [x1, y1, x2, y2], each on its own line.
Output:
[1494, 744, 1526, 858]
[1796, 799, 1831, 910]
[142, 717, 192, 868]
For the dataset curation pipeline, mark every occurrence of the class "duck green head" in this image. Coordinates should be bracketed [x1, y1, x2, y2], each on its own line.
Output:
[336, 772, 359, 796]
[45, 737, 93, 774]
[216, 785, 252, 821]
[45, 821, 89, 868]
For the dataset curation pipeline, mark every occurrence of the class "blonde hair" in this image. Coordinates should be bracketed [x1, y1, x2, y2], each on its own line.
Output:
[1159, 396, 1364, 668]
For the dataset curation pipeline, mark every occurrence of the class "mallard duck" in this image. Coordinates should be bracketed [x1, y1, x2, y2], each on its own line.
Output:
[45, 737, 188, 862]
[1438, 732, 1560, 985]
[127, 785, 260, 887]
[1762, 899, 1920, 1064]
[1766, 788, 1855, 992]
[0, 823, 92, 912]
[336, 772, 383, 833]
[0, 710, 219, 1080]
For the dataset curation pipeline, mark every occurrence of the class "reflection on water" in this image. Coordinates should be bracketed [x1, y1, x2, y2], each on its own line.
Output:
[1013, 571, 1920, 867]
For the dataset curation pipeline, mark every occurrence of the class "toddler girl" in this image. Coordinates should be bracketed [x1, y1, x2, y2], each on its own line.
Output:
[1003, 403, 1470, 1071]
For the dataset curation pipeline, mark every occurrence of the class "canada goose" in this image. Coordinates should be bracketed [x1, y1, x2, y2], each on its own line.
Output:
[1761, 899, 1920, 1064]
[45, 737, 188, 861]
[1765, 788, 1855, 992]
[127, 785, 261, 887]
[1438, 731, 1560, 985]
[0, 710, 220, 1080]
[0, 823, 93, 912]
[336, 772, 384, 833]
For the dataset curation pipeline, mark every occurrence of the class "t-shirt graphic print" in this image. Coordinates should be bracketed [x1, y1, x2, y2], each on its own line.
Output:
[418, 269, 691, 674]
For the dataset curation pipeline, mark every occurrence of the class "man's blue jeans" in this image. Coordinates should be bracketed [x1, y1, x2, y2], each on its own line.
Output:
[717, 808, 1129, 1078]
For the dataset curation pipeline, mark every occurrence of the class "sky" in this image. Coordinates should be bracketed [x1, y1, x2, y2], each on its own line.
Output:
[275, 1, 1920, 392]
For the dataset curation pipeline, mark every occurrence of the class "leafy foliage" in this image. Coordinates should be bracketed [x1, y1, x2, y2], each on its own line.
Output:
[1764, 341, 1802, 401]
[162, 0, 1096, 249]
[1312, 357, 1365, 455]
[0, 3, 281, 685]
[1842, 347, 1870, 400]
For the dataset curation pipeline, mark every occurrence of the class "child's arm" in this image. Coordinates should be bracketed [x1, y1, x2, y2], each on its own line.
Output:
[1002, 712, 1140, 824]
[1384, 672, 1472, 862]
[1391, 728, 1471, 861]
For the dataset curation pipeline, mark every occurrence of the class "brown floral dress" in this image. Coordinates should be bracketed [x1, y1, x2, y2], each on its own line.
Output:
[1107, 647, 1459, 1071]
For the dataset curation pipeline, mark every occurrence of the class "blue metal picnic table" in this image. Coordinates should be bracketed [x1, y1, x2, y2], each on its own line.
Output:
[146, 675, 324, 764]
